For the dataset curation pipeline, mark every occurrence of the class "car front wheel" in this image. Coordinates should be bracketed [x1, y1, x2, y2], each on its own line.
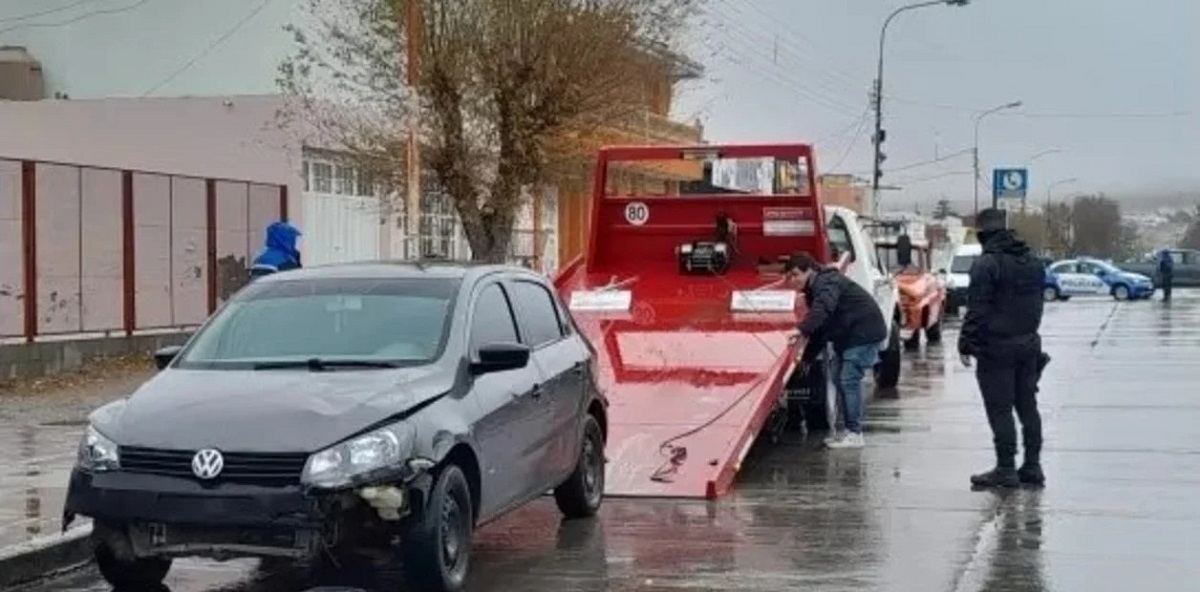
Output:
[1112, 285, 1130, 300]
[554, 414, 606, 519]
[403, 464, 473, 592]
[1043, 286, 1060, 302]
[94, 536, 172, 589]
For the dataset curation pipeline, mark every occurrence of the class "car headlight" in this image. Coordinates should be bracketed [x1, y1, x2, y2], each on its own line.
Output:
[77, 425, 120, 472]
[301, 422, 416, 489]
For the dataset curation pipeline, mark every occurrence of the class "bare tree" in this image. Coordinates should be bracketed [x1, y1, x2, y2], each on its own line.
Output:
[278, 0, 704, 262]
[1070, 194, 1125, 258]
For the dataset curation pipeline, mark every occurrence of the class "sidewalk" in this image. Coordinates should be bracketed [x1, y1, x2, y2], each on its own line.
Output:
[0, 358, 154, 552]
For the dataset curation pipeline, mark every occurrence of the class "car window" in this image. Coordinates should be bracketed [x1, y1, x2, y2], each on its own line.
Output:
[950, 255, 977, 274]
[507, 279, 566, 348]
[1049, 262, 1075, 274]
[469, 283, 520, 353]
[858, 227, 884, 273]
[1182, 251, 1200, 265]
[177, 277, 459, 369]
[827, 216, 855, 262]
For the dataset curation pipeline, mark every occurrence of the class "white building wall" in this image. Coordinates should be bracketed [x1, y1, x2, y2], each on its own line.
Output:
[0, 0, 551, 267]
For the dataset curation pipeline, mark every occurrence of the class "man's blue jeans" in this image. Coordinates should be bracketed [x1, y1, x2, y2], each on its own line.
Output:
[830, 343, 881, 434]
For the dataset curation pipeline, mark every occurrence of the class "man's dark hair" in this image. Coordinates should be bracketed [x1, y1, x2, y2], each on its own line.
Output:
[783, 252, 820, 273]
[974, 208, 1007, 232]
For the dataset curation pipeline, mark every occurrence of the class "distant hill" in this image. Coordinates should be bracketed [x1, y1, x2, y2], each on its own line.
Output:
[924, 187, 1200, 215]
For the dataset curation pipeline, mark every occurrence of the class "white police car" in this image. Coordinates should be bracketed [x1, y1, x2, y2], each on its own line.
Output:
[1043, 257, 1155, 301]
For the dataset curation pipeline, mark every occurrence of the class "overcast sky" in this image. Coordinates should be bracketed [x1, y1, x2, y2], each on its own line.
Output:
[672, 0, 1199, 212]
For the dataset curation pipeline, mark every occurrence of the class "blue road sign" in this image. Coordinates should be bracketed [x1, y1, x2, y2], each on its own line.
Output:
[992, 168, 1028, 200]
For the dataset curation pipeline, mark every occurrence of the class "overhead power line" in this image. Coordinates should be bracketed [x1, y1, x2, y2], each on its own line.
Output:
[0, 0, 95, 25]
[886, 95, 1193, 119]
[141, 0, 275, 96]
[0, 0, 155, 36]
[825, 110, 871, 173]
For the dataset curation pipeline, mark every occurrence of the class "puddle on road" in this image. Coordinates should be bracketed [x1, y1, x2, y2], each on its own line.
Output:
[0, 423, 82, 549]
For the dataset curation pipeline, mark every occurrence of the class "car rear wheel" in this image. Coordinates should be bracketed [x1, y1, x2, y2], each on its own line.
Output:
[94, 538, 172, 589]
[402, 464, 473, 592]
[1112, 285, 1130, 300]
[874, 327, 901, 389]
[1043, 286, 1060, 302]
[554, 414, 606, 519]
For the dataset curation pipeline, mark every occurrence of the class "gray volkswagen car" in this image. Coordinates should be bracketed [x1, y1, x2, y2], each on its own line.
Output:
[63, 262, 608, 592]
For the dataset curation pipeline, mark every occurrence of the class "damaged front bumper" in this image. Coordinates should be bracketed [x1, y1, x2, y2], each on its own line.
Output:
[63, 464, 434, 562]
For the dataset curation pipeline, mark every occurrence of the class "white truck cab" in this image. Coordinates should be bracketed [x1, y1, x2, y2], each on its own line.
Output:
[823, 205, 903, 388]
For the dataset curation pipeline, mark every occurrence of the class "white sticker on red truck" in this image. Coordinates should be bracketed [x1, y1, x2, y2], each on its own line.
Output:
[624, 202, 649, 226]
[762, 206, 815, 236]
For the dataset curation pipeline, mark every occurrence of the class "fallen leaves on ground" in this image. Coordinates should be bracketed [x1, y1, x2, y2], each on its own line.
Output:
[0, 353, 155, 398]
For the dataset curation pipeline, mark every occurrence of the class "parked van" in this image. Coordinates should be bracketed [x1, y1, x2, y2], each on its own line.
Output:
[943, 242, 981, 315]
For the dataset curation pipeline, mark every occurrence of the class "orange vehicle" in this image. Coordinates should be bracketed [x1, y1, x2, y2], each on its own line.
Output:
[865, 218, 946, 350]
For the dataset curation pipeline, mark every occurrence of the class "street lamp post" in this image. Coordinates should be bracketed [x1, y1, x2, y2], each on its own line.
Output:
[871, 0, 970, 218]
[1026, 148, 1063, 165]
[972, 100, 1023, 214]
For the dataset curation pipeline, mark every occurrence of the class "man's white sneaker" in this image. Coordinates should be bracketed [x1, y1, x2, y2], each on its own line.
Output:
[827, 432, 865, 449]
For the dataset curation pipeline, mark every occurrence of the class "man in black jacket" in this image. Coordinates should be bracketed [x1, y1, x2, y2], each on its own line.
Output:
[785, 253, 887, 449]
[959, 209, 1047, 489]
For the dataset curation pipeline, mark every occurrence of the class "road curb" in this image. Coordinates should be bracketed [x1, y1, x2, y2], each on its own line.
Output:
[0, 523, 93, 588]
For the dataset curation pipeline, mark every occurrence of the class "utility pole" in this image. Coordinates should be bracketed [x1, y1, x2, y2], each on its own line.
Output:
[404, 0, 422, 259]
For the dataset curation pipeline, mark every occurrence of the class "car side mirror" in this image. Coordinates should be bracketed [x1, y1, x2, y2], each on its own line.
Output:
[471, 342, 530, 375]
[154, 345, 184, 370]
[896, 235, 913, 267]
[936, 268, 947, 275]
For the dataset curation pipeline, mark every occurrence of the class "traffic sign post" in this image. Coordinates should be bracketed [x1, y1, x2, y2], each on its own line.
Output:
[992, 168, 1028, 211]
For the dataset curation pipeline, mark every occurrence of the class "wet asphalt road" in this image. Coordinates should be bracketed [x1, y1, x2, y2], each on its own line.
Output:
[11, 293, 1200, 592]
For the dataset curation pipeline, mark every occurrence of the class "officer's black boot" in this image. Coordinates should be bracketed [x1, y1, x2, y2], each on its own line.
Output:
[1019, 447, 1045, 487]
[1018, 463, 1045, 487]
[971, 448, 1019, 489]
[970, 466, 1019, 489]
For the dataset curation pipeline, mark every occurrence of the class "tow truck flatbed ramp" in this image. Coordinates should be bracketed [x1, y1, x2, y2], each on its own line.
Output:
[557, 270, 800, 498]
[553, 143, 830, 499]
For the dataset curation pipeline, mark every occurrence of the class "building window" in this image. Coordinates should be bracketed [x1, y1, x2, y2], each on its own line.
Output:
[302, 156, 381, 198]
[334, 165, 357, 195]
[310, 162, 333, 193]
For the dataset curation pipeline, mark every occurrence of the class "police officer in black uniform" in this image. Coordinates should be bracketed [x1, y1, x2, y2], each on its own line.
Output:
[958, 208, 1048, 489]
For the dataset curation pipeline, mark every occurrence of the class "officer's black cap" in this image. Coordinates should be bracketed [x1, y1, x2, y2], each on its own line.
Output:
[974, 208, 1007, 232]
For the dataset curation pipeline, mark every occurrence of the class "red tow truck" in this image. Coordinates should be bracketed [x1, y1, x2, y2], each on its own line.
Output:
[553, 143, 902, 499]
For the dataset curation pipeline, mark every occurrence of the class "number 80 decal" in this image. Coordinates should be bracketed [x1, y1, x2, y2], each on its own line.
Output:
[624, 201, 649, 226]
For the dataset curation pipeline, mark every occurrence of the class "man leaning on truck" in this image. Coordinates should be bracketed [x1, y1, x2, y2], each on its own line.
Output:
[785, 253, 887, 449]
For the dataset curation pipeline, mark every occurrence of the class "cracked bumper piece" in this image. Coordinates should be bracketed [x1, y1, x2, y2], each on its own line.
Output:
[64, 468, 425, 560]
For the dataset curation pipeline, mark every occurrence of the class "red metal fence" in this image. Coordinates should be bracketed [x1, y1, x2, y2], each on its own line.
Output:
[0, 159, 287, 342]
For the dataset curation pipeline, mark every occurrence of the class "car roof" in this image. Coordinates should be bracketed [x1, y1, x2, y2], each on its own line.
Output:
[252, 260, 547, 284]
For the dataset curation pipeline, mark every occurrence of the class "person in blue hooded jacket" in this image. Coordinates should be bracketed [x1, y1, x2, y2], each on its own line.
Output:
[249, 221, 302, 280]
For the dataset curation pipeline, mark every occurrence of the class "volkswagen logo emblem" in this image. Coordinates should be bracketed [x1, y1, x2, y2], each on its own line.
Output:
[191, 448, 224, 480]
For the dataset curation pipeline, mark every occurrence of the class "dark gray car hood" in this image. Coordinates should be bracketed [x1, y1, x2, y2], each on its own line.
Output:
[92, 366, 452, 453]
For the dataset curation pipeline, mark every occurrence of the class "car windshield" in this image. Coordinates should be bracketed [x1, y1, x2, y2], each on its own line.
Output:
[176, 276, 460, 370]
[950, 255, 977, 274]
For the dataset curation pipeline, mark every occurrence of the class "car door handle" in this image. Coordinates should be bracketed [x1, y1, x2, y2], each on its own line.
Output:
[571, 362, 585, 375]
[530, 384, 543, 399]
